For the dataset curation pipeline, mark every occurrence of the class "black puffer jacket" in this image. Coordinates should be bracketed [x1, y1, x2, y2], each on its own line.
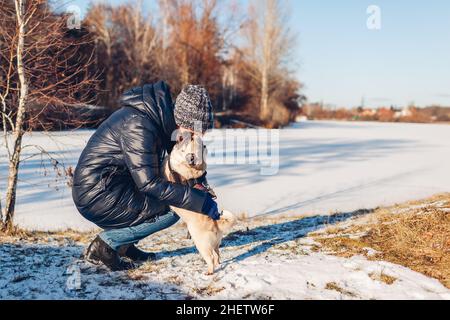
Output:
[72, 81, 207, 229]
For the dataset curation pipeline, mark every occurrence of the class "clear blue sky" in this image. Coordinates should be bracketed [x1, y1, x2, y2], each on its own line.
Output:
[64, 0, 450, 108]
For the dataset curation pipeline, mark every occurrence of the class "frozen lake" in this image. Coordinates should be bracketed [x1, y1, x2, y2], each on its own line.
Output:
[1, 120, 450, 231]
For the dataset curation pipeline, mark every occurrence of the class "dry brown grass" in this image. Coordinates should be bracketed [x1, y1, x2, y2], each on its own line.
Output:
[324, 282, 357, 297]
[192, 285, 226, 296]
[312, 193, 450, 288]
[0, 228, 96, 245]
[126, 270, 149, 281]
[369, 272, 397, 285]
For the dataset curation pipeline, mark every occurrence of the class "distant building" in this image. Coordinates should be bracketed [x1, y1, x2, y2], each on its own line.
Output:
[401, 107, 413, 117]
[360, 108, 377, 117]
[295, 115, 308, 122]
[303, 103, 323, 117]
[394, 107, 413, 118]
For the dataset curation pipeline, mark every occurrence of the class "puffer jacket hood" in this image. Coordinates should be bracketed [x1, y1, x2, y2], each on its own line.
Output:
[120, 82, 177, 152]
[72, 81, 207, 229]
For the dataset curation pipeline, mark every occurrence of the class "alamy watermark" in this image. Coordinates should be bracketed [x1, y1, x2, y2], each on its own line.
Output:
[65, 264, 81, 291]
[367, 5, 381, 30]
[172, 123, 280, 176]
[66, 5, 81, 30]
[204, 129, 280, 176]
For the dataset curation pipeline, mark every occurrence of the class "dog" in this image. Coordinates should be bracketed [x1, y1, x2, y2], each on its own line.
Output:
[162, 132, 236, 275]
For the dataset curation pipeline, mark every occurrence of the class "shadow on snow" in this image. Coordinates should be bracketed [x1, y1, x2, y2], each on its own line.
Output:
[157, 208, 373, 264]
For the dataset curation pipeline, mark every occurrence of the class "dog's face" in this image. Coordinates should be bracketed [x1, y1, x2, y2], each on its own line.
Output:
[170, 131, 207, 180]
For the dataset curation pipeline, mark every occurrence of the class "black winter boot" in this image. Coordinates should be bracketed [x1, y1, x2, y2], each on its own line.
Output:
[85, 236, 135, 271]
[118, 244, 156, 263]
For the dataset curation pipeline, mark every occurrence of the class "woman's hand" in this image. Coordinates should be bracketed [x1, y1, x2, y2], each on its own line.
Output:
[201, 194, 221, 220]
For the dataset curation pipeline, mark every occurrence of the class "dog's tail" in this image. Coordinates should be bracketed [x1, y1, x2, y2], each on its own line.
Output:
[218, 210, 237, 234]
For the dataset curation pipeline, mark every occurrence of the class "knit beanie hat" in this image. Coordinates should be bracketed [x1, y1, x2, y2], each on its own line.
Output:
[174, 85, 214, 133]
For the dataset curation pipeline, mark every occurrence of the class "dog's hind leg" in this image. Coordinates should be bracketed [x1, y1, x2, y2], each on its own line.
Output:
[213, 246, 220, 266]
[204, 252, 215, 275]
[195, 242, 215, 275]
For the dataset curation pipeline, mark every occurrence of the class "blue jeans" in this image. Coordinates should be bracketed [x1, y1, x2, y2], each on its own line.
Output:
[99, 211, 180, 250]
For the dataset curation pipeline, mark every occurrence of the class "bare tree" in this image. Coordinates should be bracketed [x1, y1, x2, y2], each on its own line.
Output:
[0, 0, 95, 233]
[163, 0, 224, 98]
[112, 2, 160, 90]
[241, 0, 296, 121]
[0, 0, 28, 232]
[84, 0, 241, 111]
[85, 1, 160, 109]
[84, 3, 116, 108]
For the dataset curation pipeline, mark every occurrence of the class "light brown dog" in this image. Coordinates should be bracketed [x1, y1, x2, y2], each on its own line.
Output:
[162, 133, 236, 275]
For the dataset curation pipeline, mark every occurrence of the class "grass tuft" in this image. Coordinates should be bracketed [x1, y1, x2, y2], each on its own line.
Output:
[324, 282, 357, 297]
[369, 272, 397, 285]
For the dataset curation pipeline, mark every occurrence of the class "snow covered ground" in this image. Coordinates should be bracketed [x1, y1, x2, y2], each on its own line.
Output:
[1, 213, 449, 300]
[1, 120, 450, 300]
[1, 120, 450, 231]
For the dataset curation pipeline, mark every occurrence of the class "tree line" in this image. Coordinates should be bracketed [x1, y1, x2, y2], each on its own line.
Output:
[303, 104, 450, 123]
[1, 0, 303, 132]
[83, 0, 303, 128]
